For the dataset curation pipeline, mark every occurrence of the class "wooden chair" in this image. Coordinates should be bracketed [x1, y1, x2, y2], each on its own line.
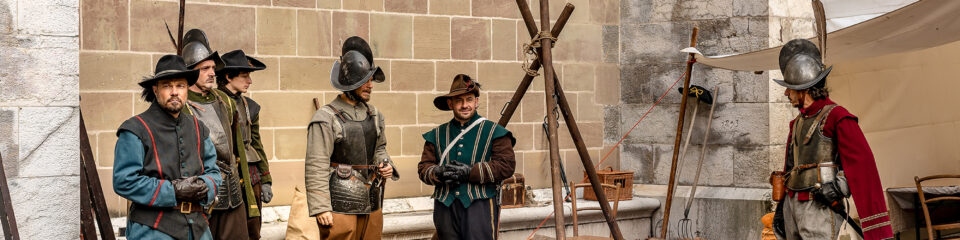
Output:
[914, 174, 960, 240]
[570, 182, 621, 239]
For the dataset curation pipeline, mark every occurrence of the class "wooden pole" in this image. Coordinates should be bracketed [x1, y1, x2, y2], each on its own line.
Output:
[554, 80, 624, 239]
[497, 2, 574, 127]
[660, 27, 699, 239]
[536, 0, 566, 238]
[81, 165, 95, 240]
[683, 86, 719, 218]
[80, 111, 116, 240]
[176, 0, 185, 55]
[0, 153, 19, 240]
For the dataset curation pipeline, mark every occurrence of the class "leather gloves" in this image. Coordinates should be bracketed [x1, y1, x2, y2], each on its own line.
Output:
[441, 161, 471, 184]
[171, 176, 209, 202]
[814, 176, 850, 210]
[432, 164, 450, 184]
[261, 183, 273, 203]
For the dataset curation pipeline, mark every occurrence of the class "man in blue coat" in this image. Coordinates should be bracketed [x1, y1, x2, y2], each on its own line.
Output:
[113, 54, 222, 240]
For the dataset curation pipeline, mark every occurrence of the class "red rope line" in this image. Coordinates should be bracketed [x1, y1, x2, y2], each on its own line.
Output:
[526, 70, 689, 239]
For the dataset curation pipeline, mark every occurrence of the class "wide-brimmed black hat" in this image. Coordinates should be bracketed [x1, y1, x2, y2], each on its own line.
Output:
[433, 74, 481, 111]
[138, 55, 199, 88]
[218, 50, 266, 72]
[181, 29, 224, 70]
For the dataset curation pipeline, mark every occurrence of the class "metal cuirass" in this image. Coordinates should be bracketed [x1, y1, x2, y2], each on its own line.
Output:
[786, 104, 839, 191]
[327, 105, 380, 214]
[188, 100, 243, 210]
[236, 98, 261, 164]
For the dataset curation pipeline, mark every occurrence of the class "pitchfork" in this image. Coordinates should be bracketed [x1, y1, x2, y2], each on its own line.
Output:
[674, 86, 717, 240]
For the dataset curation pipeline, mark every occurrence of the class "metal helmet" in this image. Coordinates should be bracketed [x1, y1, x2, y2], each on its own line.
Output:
[180, 29, 224, 70]
[777, 39, 822, 72]
[330, 50, 385, 91]
[773, 39, 831, 90]
[341, 36, 375, 65]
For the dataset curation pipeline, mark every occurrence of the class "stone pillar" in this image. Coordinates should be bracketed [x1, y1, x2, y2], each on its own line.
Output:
[0, 0, 80, 239]
[614, 0, 813, 238]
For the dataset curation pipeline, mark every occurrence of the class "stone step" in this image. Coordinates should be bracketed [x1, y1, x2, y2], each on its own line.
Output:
[103, 188, 660, 239]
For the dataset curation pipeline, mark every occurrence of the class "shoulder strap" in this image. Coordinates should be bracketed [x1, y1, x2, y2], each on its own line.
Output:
[803, 104, 837, 144]
[364, 102, 381, 135]
[439, 117, 487, 165]
[324, 105, 346, 123]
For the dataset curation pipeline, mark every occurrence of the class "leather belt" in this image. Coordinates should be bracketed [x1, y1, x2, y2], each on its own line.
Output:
[175, 201, 204, 213]
[794, 162, 837, 170]
[331, 163, 378, 169]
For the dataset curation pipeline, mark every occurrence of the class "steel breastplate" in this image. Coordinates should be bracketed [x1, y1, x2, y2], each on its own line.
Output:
[189, 101, 232, 162]
[189, 100, 244, 210]
[786, 105, 839, 191]
[328, 106, 380, 214]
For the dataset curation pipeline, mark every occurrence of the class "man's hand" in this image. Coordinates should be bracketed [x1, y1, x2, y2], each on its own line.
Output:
[431, 164, 451, 184]
[316, 211, 334, 226]
[171, 176, 209, 201]
[442, 161, 471, 184]
[378, 162, 394, 179]
[261, 183, 273, 203]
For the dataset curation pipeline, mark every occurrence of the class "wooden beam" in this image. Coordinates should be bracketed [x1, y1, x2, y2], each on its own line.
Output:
[536, 0, 566, 239]
[660, 27, 699, 239]
[497, 3, 574, 127]
[0, 153, 19, 240]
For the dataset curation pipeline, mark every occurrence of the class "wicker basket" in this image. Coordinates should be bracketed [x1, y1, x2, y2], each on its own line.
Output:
[583, 167, 633, 201]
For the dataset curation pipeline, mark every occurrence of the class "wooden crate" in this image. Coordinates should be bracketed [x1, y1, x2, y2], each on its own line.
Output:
[500, 173, 525, 209]
[583, 168, 633, 201]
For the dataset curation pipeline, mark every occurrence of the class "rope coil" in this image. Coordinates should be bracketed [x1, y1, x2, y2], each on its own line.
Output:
[520, 31, 560, 77]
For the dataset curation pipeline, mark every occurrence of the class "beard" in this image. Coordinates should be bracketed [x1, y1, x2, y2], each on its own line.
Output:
[348, 89, 371, 102]
[159, 96, 184, 114]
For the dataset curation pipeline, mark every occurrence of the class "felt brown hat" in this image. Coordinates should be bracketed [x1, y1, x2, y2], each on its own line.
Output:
[433, 74, 481, 111]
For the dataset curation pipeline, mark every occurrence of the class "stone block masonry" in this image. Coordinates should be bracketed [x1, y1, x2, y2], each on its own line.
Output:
[79, 0, 623, 216]
[0, 0, 81, 238]
[615, 0, 815, 238]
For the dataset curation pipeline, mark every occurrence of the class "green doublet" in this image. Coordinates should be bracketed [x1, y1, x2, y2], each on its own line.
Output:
[423, 115, 511, 207]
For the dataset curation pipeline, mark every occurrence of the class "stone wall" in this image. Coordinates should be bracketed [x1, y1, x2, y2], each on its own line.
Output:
[79, 0, 622, 216]
[615, 0, 814, 238]
[0, 0, 80, 239]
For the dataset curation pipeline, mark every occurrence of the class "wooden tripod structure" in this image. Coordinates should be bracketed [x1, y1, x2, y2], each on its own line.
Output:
[499, 1, 623, 239]
[80, 110, 116, 240]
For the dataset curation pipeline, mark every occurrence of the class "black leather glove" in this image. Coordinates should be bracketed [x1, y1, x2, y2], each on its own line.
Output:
[442, 161, 471, 184]
[171, 176, 209, 201]
[432, 164, 448, 183]
[814, 180, 847, 210]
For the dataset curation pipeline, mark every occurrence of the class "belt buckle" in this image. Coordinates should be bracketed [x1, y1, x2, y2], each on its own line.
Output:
[180, 202, 192, 213]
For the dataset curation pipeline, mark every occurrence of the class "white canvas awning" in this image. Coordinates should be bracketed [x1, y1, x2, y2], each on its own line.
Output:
[685, 0, 960, 71]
